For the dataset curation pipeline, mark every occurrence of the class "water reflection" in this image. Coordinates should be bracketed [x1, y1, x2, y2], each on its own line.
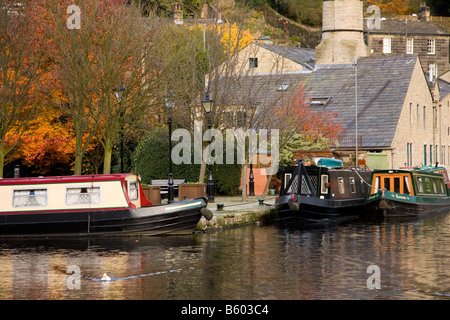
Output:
[1, 211, 450, 299]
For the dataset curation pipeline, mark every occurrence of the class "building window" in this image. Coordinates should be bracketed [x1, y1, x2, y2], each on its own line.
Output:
[427, 39, 435, 54]
[249, 58, 258, 68]
[407, 38, 414, 54]
[407, 143, 413, 166]
[430, 145, 433, 165]
[383, 37, 391, 54]
[417, 104, 419, 127]
[409, 103, 412, 125]
[424, 144, 427, 165]
[423, 106, 426, 127]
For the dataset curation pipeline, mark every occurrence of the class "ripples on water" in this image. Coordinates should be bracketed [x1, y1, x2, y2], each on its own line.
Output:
[1, 211, 450, 300]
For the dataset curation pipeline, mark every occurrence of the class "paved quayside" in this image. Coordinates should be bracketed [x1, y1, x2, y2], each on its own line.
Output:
[195, 196, 276, 232]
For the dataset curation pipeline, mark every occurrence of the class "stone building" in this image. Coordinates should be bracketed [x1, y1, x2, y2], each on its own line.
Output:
[213, 0, 450, 169]
[365, 3, 450, 80]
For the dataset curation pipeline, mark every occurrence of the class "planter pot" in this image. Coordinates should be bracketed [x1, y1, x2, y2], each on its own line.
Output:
[142, 186, 161, 205]
[178, 183, 207, 200]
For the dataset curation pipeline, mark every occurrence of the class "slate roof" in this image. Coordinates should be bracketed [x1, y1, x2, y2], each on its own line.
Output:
[256, 43, 316, 69]
[216, 55, 420, 149]
[364, 18, 450, 36]
[439, 79, 450, 100]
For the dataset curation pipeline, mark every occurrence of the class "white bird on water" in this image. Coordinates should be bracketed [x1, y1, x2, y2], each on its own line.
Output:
[101, 273, 111, 281]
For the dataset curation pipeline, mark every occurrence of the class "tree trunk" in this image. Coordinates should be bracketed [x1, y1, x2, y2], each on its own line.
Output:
[241, 161, 248, 202]
[73, 132, 84, 175]
[199, 157, 206, 183]
[0, 147, 4, 178]
[103, 138, 113, 174]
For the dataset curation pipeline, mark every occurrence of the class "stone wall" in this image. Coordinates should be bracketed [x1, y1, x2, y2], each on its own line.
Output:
[368, 34, 450, 77]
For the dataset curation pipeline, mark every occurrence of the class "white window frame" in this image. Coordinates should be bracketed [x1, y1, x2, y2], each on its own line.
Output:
[13, 188, 48, 207]
[66, 186, 101, 206]
[406, 38, 414, 54]
[383, 37, 391, 54]
[427, 38, 435, 55]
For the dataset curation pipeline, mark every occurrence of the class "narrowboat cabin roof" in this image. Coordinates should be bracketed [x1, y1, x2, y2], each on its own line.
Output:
[0, 173, 137, 186]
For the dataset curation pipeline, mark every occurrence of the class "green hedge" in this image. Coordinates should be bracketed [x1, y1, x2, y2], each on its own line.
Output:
[133, 127, 242, 195]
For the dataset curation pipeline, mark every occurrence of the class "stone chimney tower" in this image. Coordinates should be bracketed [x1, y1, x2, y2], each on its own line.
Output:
[418, 2, 431, 21]
[315, 0, 369, 65]
[172, 2, 183, 25]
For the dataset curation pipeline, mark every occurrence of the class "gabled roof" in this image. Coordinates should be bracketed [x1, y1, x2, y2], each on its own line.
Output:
[256, 43, 316, 69]
[216, 55, 421, 149]
[364, 18, 450, 36]
[438, 78, 450, 100]
[305, 55, 418, 148]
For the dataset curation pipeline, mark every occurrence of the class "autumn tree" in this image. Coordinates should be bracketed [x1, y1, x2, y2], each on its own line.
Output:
[44, 0, 160, 174]
[0, 0, 49, 177]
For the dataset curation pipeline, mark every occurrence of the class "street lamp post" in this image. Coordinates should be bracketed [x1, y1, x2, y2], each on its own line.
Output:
[248, 163, 255, 196]
[202, 93, 215, 203]
[114, 84, 126, 173]
[166, 93, 175, 204]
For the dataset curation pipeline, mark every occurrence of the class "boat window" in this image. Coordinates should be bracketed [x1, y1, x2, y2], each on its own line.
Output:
[374, 176, 380, 193]
[417, 176, 424, 193]
[404, 176, 411, 195]
[284, 173, 292, 191]
[129, 182, 139, 201]
[432, 179, 437, 193]
[320, 175, 329, 194]
[394, 178, 400, 193]
[384, 178, 390, 192]
[13, 189, 47, 207]
[338, 177, 345, 194]
[360, 179, 365, 193]
[66, 187, 101, 205]
[440, 181, 445, 194]
[349, 177, 356, 193]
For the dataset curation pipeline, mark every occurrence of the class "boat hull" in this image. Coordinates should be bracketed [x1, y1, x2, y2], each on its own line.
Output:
[365, 191, 450, 217]
[275, 194, 373, 222]
[0, 197, 210, 238]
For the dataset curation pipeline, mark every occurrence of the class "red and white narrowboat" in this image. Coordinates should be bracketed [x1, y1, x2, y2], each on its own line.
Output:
[0, 173, 213, 237]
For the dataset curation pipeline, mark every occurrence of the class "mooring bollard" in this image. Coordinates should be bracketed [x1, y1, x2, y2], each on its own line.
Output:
[216, 203, 224, 211]
[258, 199, 264, 206]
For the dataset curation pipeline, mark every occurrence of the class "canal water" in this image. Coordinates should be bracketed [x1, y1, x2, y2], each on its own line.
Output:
[1, 210, 450, 301]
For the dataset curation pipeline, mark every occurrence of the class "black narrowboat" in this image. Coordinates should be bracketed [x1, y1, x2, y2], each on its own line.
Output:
[275, 159, 373, 222]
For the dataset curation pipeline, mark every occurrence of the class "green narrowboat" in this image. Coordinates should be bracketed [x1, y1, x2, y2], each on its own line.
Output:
[365, 165, 450, 216]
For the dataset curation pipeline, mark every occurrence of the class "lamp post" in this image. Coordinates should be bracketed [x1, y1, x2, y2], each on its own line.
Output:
[114, 84, 126, 173]
[166, 93, 175, 204]
[248, 163, 255, 196]
[353, 56, 360, 168]
[202, 93, 215, 203]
